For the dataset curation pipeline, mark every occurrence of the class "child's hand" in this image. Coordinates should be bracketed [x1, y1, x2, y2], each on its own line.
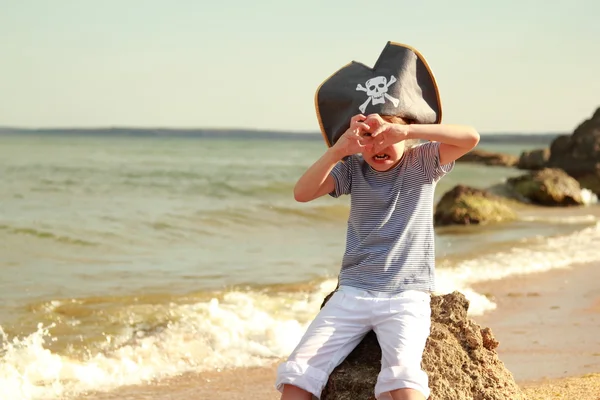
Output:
[331, 114, 373, 157]
[365, 114, 409, 154]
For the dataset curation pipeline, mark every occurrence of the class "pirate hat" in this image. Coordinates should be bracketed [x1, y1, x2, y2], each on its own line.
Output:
[315, 41, 442, 147]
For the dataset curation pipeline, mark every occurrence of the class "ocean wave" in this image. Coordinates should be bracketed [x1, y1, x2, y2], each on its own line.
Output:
[265, 204, 350, 222]
[113, 173, 297, 199]
[192, 181, 295, 199]
[195, 203, 350, 227]
[0, 281, 337, 400]
[0, 224, 96, 246]
[436, 221, 600, 315]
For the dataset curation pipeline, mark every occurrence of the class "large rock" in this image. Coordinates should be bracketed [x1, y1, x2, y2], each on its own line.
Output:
[320, 292, 525, 400]
[507, 168, 584, 206]
[434, 185, 517, 226]
[575, 171, 600, 197]
[517, 148, 550, 170]
[547, 107, 600, 194]
[457, 149, 518, 167]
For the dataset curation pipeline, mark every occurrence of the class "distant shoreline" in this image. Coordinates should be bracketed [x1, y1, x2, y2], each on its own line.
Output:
[0, 127, 562, 145]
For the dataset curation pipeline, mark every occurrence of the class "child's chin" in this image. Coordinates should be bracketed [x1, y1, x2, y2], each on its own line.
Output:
[369, 161, 395, 171]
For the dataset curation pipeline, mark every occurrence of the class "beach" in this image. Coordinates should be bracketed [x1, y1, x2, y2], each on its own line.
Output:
[1, 132, 600, 400]
[476, 261, 600, 399]
[3, 0, 600, 396]
[76, 258, 600, 400]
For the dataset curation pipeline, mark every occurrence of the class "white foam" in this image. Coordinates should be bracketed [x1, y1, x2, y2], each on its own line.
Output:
[520, 214, 598, 224]
[0, 281, 338, 400]
[581, 188, 598, 205]
[436, 222, 600, 315]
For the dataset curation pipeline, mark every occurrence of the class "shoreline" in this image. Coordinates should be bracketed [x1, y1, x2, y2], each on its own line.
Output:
[79, 261, 600, 400]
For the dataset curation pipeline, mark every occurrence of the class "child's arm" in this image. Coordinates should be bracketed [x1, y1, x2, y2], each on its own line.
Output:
[405, 124, 480, 165]
[294, 114, 372, 202]
[366, 115, 480, 165]
[293, 147, 341, 202]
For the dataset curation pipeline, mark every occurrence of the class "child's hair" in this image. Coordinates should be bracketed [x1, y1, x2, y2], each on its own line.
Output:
[381, 115, 421, 148]
[381, 115, 413, 125]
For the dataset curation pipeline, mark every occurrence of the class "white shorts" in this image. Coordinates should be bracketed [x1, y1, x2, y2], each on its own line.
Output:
[275, 286, 431, 400]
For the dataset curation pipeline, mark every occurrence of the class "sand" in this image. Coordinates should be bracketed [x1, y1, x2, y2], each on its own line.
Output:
[473, 261, 600, 399]
[80, 262, 600, 400]
[473, 262, 600, 381]
[522, 373, 600, 399]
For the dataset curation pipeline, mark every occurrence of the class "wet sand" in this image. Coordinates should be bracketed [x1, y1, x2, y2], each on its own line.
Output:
[80, 365, 281, 400]
[473, 261, 600, 382]
[81, 262, 600, 400]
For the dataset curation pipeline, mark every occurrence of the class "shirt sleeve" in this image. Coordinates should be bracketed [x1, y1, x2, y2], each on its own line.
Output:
[329, 156, 353, 197]
[413, 141, 454, 182]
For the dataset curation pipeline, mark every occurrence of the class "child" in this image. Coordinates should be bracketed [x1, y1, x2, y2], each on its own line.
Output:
[275, 42, 479, 400]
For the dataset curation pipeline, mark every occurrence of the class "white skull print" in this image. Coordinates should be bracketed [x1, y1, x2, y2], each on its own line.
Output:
[356, 75, 400, 113]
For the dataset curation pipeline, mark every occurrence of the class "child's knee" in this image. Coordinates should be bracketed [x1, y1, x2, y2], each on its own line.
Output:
[375, 365, 430, 400]
[386, 387, 427, 400]
[275, 360, 328, 399]
[280, 383, 314, 400]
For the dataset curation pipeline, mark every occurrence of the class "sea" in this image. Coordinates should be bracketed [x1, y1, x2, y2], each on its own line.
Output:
[1, 129, 599, 400]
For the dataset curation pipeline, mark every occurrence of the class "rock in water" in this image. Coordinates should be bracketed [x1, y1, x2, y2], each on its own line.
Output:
[507, 168, 584, 206]
[433, 185, 516, 226]
[547, 107, 600, 195]
[457, 149, 518, 167]
[517, 148, 550, 170]
[321, 292, 525, 400]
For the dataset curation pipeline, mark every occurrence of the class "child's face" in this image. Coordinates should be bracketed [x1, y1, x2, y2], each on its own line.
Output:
[362, 141, 406, 171]
[360, 114, 407, 171]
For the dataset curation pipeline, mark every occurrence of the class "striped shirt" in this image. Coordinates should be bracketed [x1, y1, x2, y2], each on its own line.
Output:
[329, 141, 454, 293]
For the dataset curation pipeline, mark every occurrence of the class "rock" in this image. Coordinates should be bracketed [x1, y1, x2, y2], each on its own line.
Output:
[576, 172, 600, 197]
[457, 149, 518, 167]
[507, 168, 584, 206]
[546, 107, 600, 194]
[434, 185, 517, 226]
[517, 148, 550, 170]
[320, 291, 525, 400]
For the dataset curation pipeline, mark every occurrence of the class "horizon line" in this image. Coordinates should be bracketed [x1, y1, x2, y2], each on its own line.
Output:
[0, 125, 568, 136]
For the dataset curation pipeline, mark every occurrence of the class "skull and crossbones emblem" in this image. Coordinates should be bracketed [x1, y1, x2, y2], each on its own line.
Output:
[356, 75, 400, 113]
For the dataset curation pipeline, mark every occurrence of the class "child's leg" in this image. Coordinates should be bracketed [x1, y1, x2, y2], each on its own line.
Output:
[388, 388, 426, 400]
[276, 289, 371, 399]
[372, 290, 431, 400]
[280, 384, 313, 400]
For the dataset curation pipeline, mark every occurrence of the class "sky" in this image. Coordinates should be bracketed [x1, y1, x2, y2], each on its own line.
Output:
[1, 0, 599, 133]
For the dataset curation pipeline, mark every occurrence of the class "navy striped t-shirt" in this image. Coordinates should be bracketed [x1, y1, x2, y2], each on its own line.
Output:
[329, 141, 454, 293]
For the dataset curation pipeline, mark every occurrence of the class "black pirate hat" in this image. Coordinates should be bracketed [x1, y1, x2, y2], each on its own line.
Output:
[315, 41, 442, 147]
